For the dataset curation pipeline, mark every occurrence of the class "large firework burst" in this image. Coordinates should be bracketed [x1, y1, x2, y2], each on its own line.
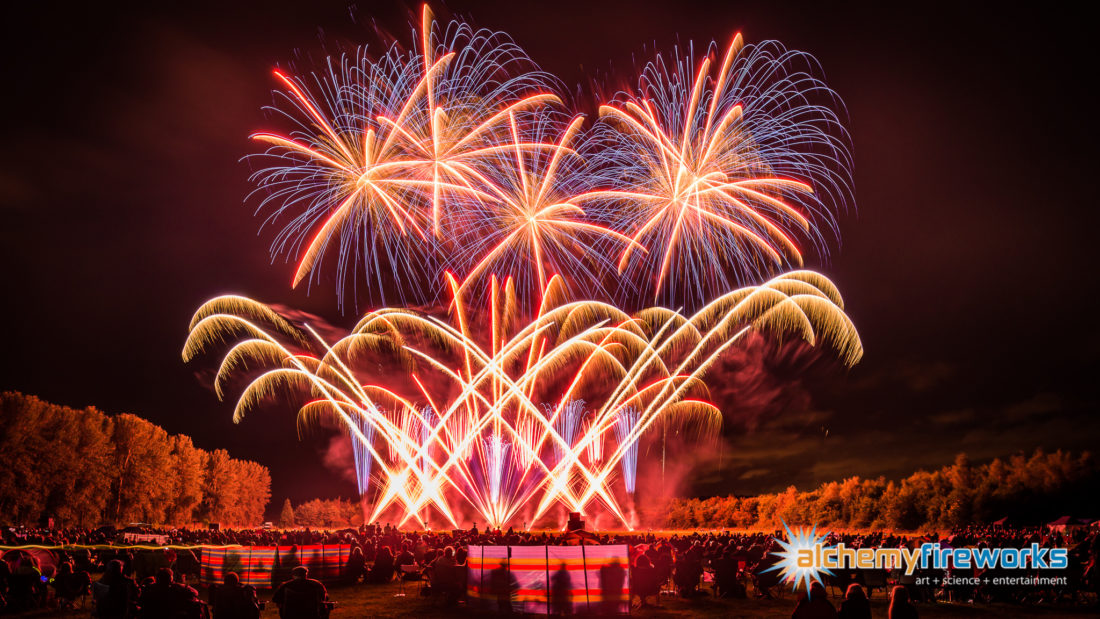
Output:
[248, 7, 852, 312]
[194, 4, 863, 528]
[184, 271, 861, 528]
[583, 35, 852, 307]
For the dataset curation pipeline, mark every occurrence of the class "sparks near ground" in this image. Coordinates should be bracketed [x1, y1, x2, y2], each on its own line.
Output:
[185, 3, 861, 529]
[185, 271, 860, 529]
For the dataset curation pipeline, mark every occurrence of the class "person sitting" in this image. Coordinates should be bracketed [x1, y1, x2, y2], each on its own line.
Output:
[838, 583, 871, 619]
[368, 546, 395, 583]
[137, 567, 201, 619]
[7, 556, 44, 611]
[673, 549, 702, 597]
[212, 571, 260, 619]
[95, 559, 139, 619]
[345, 547, 366, 583]
[792, 581, 838, 619]
[888, 585, 919, 619]
[713, 549, 745, 599]
[272, 566, 329, 619]
[51, 561, 91, 609]
[394, 543, 417, 580]
[428, 546, 459, 605]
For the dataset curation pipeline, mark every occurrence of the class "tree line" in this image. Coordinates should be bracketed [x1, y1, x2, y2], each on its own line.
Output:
[277, 497, 363, 529]
[655, 451, 1099, 531]
[0, 391, 271, 527]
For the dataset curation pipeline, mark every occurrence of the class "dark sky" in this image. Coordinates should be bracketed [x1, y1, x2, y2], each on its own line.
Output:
[3, 1, 1098, 510]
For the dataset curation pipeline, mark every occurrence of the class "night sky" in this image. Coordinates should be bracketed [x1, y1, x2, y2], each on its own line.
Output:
[3, 1, 1098, 511]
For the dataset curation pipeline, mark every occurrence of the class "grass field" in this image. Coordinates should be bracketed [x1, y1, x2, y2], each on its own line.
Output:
[14, 579, 1097, 618]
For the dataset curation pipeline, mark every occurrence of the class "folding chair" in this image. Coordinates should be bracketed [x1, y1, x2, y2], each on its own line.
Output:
[395, 564, 420, 597]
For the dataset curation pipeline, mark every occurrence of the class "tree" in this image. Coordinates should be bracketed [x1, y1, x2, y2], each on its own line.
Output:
[0, 392, 271, 527]
[167, 435, 205, 525]
[279, 499, 296, 528]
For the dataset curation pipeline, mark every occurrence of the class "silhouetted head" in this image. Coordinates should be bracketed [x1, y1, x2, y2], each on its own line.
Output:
[105, 560, 123, 576]
[155, 568, 173, 585]
[846, 583, 866, 600]
[292, 566, 309, 579]
[890, 585, 909, 605]
[444, 546, 454, 558]
[224, 572, 240, 586]
[809, 581, 826, 598]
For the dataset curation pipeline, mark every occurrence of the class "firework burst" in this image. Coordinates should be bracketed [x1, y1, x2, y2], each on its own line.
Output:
[192, 4, 864, 529]
[249, 6, 563, 309]
[583, 35, 853, 307]
[184, 271, 861, 529]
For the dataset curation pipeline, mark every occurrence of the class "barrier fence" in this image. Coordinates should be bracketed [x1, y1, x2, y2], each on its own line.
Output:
[199, 544, 351, 588]
[467, 545, 630, 614]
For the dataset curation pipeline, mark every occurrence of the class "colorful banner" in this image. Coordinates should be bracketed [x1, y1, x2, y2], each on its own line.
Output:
[199, 544, 351, 588]
[467, 545, 630, 614]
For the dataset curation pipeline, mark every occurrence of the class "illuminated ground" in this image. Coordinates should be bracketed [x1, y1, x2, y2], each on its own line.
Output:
[18, 580, 1097, 617]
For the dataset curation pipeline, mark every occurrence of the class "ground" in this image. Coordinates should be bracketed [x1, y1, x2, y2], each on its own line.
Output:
[17, 580, 1097, 618]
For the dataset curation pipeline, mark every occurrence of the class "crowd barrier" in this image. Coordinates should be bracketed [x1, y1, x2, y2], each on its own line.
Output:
[467, 545, 630, 614]
[199, 544, 351, 588]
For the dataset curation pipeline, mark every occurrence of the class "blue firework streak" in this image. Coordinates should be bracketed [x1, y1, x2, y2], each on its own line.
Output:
[546, 400, 585, 465]
[613, 407, 641, 494]
[351, 410, 377, 497]
[247, 6, 562, 311]
[584, 35, 853, 309]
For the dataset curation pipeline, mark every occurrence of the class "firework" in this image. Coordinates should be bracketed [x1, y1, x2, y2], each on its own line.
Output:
[250, 6, 563, 309]
[184, 270, 861, 529]
[582, 35, 852, 307]
[248, 7, 852, 312]
[194, 5, 863, 529]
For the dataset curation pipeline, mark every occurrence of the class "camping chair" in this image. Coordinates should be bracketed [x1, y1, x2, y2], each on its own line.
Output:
[395, 564, 420, 597]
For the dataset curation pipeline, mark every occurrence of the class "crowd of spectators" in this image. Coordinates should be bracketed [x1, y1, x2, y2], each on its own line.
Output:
[0, 522, 1096, 616]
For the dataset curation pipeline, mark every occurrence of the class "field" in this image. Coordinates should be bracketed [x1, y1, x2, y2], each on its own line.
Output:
[15, 579, 1097, 618]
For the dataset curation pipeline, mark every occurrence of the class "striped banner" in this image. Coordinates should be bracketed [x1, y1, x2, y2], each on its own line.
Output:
[199, 545, 350, 588]
[467, 545, 630, 614]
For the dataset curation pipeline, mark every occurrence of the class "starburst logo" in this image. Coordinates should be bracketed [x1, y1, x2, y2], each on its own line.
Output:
[764, 520, 833, 593]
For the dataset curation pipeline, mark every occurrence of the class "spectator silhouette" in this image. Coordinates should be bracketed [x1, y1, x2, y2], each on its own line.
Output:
[490, 561, 519, 614]
[272, 545, 301, 589]
[7, 555, 43, 611]
[95, 559, 138, 619]
[549, 562, 572, 615]
[714, 548, 745, 598]
[213, 571, 260, 619]
[368, 546, 395, 583]
[838, 583, 871, 619]
[599, 560, 626, 614]
[429, 546, 459, 606]
[888, 585, 919, 619]
[631, 555, 658, 608]
[52, 561, 91, 609]
[137, 567, 200, 619]
[172, 548, 200, 584]
[792, 581, 838, 619]
[272, 565, 329, 619]
[394, 542, 417, 580]
[674, 546, 703, 597]
[345, 547, 365, 583]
